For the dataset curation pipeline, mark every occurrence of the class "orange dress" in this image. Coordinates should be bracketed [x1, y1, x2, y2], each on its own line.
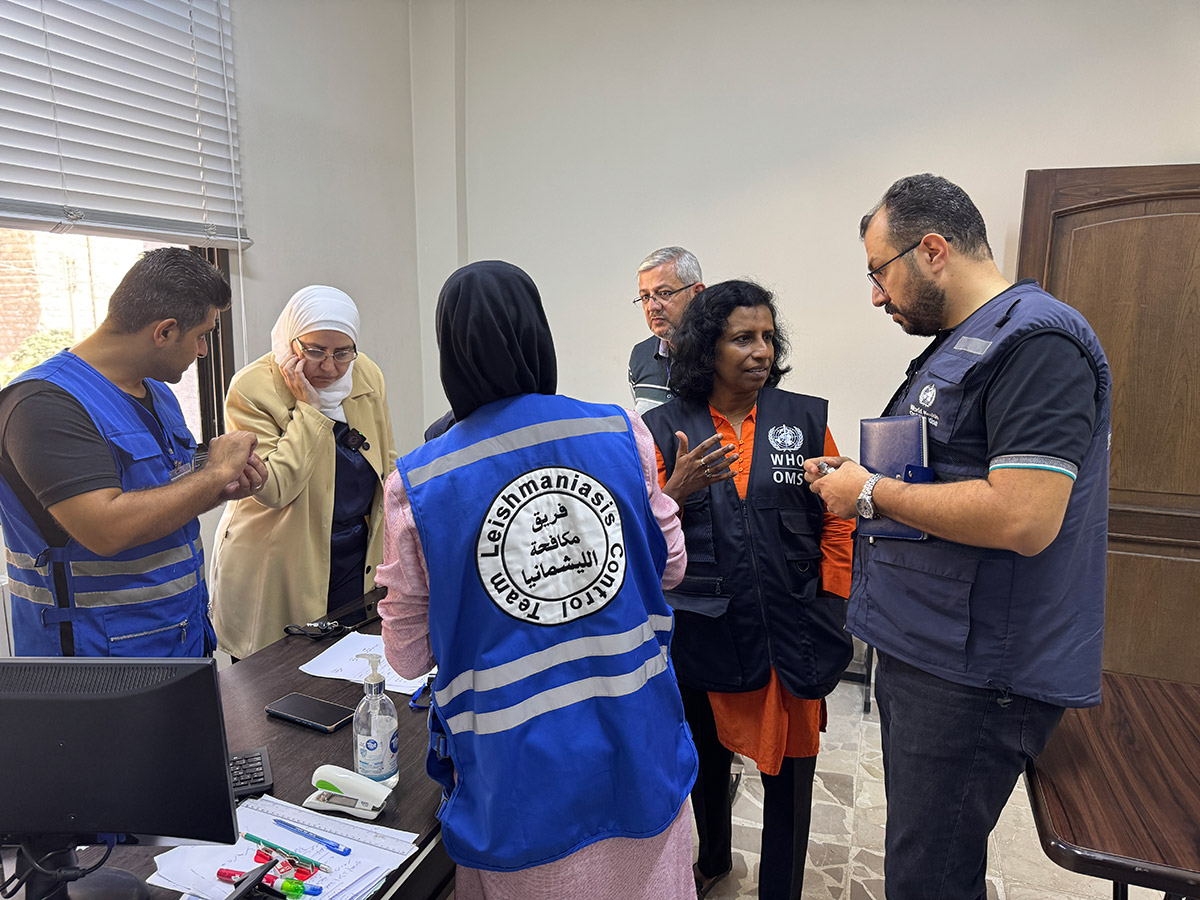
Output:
[656, 404, 854, 776]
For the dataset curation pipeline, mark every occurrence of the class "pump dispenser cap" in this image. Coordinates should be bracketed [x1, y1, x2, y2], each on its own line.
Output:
[356, 653, 385, 695]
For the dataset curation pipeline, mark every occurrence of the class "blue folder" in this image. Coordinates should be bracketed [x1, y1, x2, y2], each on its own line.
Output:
[858, 415, 934, 541]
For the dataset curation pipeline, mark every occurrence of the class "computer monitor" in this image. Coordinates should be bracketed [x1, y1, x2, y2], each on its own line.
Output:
[0, 656, 238, 899]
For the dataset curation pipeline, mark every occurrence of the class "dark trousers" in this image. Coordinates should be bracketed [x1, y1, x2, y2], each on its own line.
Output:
[875, 652, 1065, 900]
[760, 753, 816, 900]
[680, 684, 733, 879]
[681, 684, 817, 900]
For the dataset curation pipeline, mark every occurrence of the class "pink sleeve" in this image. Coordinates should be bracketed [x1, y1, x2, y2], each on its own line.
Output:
[628, 410, 687, 589]
[377, 468, 436, 679]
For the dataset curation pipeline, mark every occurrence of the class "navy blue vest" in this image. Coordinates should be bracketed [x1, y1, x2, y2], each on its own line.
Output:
[399, 393, 697, 871]
[0, 351, 212, 657]
[847, 284, 1111, 707]
[644, 387, 852, 697]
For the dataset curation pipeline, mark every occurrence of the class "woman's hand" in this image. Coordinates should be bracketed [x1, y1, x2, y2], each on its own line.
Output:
[280, 352, 319, 407]
[663, 431, 737, 505]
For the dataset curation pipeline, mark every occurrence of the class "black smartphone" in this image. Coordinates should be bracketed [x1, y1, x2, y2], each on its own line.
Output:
[265, 692, 355, 733]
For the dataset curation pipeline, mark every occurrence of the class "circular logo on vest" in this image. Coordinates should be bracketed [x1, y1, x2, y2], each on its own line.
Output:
[767, 424, 804, 452]
[476, 466, 626, 626]
[919, 383, 937, 407]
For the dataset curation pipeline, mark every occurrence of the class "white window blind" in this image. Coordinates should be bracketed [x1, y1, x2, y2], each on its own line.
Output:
[0, 0, 249, 248]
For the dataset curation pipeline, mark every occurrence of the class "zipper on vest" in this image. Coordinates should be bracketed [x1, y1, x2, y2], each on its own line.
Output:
[109, 617, 188, 645]
[740, 501, 774, 666]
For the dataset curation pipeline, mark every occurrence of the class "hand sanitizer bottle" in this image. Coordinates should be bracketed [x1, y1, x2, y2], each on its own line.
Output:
[353, 653, 399, 787]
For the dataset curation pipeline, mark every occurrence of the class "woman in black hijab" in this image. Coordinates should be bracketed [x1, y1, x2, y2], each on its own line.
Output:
[377, 261, 698, 900]
[435, 260, 556, 418]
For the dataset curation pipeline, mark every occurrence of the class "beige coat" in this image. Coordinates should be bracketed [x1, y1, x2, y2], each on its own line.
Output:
[210, 352, 397, 658]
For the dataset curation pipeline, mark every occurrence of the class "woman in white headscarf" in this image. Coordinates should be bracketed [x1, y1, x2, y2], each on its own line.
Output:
[211, 286, 396, 659]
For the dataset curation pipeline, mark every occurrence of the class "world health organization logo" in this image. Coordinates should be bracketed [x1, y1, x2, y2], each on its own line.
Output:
[476, 466, 626, 626]
[767, 424, 804, 452]
[919, 383, 937, 407]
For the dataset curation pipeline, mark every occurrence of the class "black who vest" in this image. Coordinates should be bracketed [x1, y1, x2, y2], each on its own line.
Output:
[644, 387, 852, 697]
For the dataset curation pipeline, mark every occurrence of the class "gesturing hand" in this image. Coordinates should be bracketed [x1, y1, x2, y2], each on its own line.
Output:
[663, 431, 738, 505]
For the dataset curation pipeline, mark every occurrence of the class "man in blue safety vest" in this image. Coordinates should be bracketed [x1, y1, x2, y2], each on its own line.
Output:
[0, 247, 267, 657]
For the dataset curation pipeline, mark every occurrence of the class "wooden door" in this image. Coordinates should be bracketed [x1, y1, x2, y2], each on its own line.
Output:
[1017, 164, 1200, 684]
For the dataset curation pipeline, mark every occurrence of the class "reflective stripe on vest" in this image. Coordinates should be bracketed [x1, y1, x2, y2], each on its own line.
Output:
[7, 543, 199, 607]
[406, 414, 629, 488]
[7, 578, 54, 606]
[434, 618, 667, 708]
[444, 651, 669, 737]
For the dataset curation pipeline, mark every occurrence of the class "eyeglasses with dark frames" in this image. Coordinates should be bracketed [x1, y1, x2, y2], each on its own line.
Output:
[632, 283, 697, 306]
[293, 338, 358, 364]
[866, 240, 924, 295]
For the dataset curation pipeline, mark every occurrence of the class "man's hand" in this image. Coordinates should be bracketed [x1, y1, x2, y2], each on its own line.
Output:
[663, 431, 737, 505]
[805, 456, 868, 519]
[49, 433, 263, 557]
[805, 455, 1075, 555]
[221, 452, 268, 501]
[206, 431, 257, 482]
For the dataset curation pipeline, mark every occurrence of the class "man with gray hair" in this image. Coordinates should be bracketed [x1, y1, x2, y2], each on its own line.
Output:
[628, 246, 704, 414]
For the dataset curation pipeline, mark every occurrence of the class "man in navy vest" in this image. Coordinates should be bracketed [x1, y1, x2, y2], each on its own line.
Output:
[628, 246, 705, 414]
[0, 248, 267, 657]
[808, 174, 1110, 900]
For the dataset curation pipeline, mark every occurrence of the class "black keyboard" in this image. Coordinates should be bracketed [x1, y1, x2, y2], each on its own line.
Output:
[229, 746, 274, 799]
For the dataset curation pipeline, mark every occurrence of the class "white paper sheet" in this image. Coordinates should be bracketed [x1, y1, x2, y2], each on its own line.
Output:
[298, 632, 434, 695]
[148, 795, 417, 900]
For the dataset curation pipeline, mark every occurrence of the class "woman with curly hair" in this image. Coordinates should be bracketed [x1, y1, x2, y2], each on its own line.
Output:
[644, 279, 854, 900]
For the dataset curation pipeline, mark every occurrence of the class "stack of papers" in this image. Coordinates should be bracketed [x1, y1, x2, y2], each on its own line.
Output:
[299, 632, 434, 695]
[148, 795, 418, 900]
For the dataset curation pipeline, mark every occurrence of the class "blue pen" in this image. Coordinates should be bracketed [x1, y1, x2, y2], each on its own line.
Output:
[272, 818, 352, 856]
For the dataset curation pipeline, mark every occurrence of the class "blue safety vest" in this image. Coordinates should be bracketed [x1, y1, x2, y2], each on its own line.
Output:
[847, 283, 1111, 707]
[0, 351, 213, 657]
[399, 393, 697, 871]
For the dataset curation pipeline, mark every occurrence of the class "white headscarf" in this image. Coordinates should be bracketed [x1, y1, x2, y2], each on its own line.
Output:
[270, 285, 361, 423]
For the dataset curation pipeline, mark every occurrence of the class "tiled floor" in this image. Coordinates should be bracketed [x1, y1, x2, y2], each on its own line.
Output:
[704, 660, 1166, 900]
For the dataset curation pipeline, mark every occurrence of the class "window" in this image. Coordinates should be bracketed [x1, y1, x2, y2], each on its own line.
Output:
[0, 228, 232, 442]
[0, 0, 247, 441]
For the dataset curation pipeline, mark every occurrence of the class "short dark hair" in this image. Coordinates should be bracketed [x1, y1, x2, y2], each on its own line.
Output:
[105, 247, 231, 334]
[668, 279, 791, 404]
[860, 173, 992, 261]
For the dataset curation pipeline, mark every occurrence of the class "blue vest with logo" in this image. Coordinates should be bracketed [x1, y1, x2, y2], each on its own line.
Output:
[847, 284, 1111, 707]
[0, 351, 212, 657]
[644, 387, 852, 697]
[398, 393, 697, 871]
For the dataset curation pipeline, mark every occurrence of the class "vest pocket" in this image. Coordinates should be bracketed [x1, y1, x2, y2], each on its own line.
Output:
[783, 553, 821, 600]
[778, 509, 821, 600]
[865, 539, 979, 671]
[93, 598, 206, 657]
[109, 429, 169, 486]
[666, 578, 742, 689]
[912, 354, 975, 437]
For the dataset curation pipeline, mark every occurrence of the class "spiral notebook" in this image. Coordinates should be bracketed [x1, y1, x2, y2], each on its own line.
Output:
[858, 415, 933, 541]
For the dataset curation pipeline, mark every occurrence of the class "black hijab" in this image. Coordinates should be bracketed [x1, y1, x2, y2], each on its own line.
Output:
[436, 260, 558, 420]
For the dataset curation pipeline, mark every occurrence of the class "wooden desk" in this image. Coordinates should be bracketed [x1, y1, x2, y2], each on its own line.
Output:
[107, 625, 452, 900]
[1025, 672, 1200, 899]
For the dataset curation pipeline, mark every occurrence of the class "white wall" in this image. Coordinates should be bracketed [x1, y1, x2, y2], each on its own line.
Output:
[407, 0, 1200, 454]
[228, 0, 423, 445]
[198, 0, 426, 553]
[223, 0, 1200, 456]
